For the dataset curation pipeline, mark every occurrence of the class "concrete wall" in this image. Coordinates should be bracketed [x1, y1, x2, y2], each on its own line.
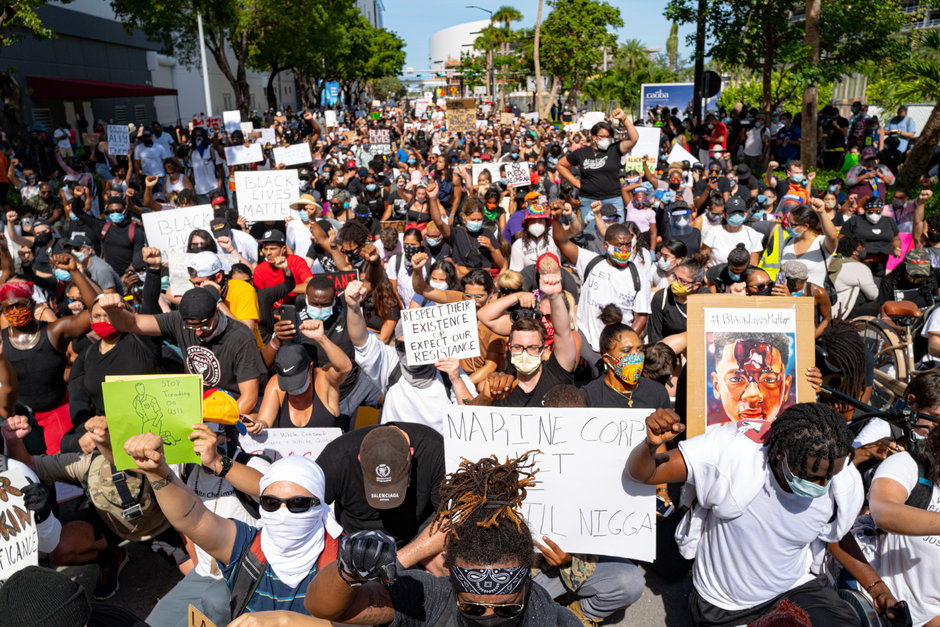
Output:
[428, 20, 489, 72]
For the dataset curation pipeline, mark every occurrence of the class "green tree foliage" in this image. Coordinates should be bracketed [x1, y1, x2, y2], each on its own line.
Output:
[718, 73, 833, 114]
[666, 22, 678, 72]
[0, 0, 71, 55]
[373, 76, 405, 101]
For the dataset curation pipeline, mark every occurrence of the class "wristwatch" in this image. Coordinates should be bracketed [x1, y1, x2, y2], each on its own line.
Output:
[215, 455, 233, 478]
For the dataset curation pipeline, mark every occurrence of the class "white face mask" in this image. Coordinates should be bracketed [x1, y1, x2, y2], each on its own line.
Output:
[511, 351, 542, 375]
[657, 257, 674, 272]
[866, 212, 882, 224]
[429, 280, 449, 291]
[527, 223, 546, 238]
[596, 138, 611, 151]
[259, 503, 326, 587]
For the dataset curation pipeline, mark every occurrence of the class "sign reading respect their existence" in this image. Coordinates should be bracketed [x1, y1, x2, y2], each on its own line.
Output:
[273, 143, 313, 167]
[234, 170, 299, 222]
[0, 465, 39, 584]
[107, 125, 130, 155]
[240, 427, 341, 462]
[443, 406, 656, 562]
[400, 300, 479, 366]
[446, 98, 477, 134]
[505, 162, 531, 188]
[142, 204, 214, 257]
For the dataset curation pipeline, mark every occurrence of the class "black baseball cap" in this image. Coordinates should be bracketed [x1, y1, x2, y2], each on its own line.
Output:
[359, 426, 411, 509]
[274, 344, 311, 393]
[64, 233, 92, 249]
[179, 287, 219, 322]
[209, 218, 232, 239]
[725, 196, 747, 215]
[259, 229, 285, 245]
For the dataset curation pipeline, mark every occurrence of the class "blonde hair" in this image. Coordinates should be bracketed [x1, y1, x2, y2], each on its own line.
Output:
[496, 270, 523, 293]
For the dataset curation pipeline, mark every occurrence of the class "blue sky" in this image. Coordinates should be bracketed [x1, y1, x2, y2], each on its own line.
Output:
[383, 0, 695, 71]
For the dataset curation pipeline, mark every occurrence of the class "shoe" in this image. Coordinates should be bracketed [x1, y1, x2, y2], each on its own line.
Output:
[93, 547, 128, 600]
[566, 599, 602, 626]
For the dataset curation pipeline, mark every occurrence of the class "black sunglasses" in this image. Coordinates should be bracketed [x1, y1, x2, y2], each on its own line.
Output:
[259, 495, 321, 513]
[456, 600, 526, 618]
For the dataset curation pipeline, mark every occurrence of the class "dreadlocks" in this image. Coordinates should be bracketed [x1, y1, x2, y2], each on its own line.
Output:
[817, 318, 866, 402]
[434, 452, 540, 570]
[766, 403, 854, 480]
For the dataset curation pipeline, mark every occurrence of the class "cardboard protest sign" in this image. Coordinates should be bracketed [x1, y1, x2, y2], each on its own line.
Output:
[222, 110, 241, 134]
[206, 117, 222, 133]
[443, 406, 656, 561]
[234, 170, 300, 222]
[224, 144, 263, 166]
[253, 128, 276, 145]
[273, 143, 312, 167]
[505, 162, 531, 188]
[500, 112, 515, 126]
[667, 141, 700, 166]
[82, 133, 100, 147]
[103, 374, 203, 471]
[168, 252, 240, 296]
[322, 270, 358, 295]
[142, 204, 214, 257]
[324, 110, 337, 127]
[685, 295, 815, 438]
[239, 427, 341, 462]
[188, 605, 216, 627]
[107, 125, 130, 155]
[446, 98, 477, 134]
[369, 129, 391, 155]
[0, 465, 39, 584]
[400, 300, 479, 366]
[380, 220, 406, 233]
[623, 126, 662, 172]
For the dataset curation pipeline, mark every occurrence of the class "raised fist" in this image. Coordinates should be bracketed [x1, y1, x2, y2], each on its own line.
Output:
[337, 530, 398, 585]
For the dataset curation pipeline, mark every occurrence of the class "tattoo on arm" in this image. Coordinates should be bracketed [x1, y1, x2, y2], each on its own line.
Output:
[150, 475, 172, 490]
[181, 499, 197, 519]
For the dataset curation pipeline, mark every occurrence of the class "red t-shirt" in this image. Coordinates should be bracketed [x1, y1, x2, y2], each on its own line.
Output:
[253, 254, 313, 306]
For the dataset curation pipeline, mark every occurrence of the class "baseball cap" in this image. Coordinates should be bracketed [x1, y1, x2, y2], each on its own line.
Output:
[274, 344, 312, 393]
[258, 229, 285, 245]
[209, 217, 232, 239]
[359, 426, 411, 509]
[179, 286, 219, 321]
[861, 147, 878, 159]
[600, 203, 620, 220]
[211, 196, 227, 206]
[725, 196, 747, 215]
[187, 251, 224, 278]
[64, 233, 92, 249]
[904, 248, 931, 277]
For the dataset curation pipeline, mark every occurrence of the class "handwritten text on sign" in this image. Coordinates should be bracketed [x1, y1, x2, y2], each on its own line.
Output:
[273, 143, 312, 167]
[239, 427, 341, 462]
[443, 407, 655, 562]
[0, 467, 38, 584]
[224, 144, 263, 166]
[505, 162, 531, 188]
[234, 170, 299, 222]
[142, 204, 214, 257]
[446, 99, 477, 134]
[401, 300, 479, 366]
[107, 125, 129, 155]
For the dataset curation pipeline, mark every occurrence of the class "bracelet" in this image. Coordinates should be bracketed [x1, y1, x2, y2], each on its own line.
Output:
[269, 338, 281, 348]
[865, 580, 884, 592]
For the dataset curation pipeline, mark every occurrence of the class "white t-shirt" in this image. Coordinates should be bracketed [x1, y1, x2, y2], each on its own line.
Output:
[744, 126, 770, 157]
[853, 418, 892, 448]
[229, 228, 260, 265]
[702, 225, 763, 267]
[54, 128, 72, 150]
[508, 237, 560, 272]
[870, 452, 940, 627]
[190, 146, 222, 196]
[134, 143, 171, 177]
[286, 217, 312, 260]
[575, 249, 652, 351]
[833, 259, 878, 318]
[781, 234, 831, 287]
[152, 131, 174, 153]
[385, 254, 418, 307]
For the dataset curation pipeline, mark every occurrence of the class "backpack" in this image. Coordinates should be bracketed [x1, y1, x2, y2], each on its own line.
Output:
[229, 529, 340, 617]
[101, 221, 136, 245]
[905, 455, 934, 510]
[582, 255, 640, 292]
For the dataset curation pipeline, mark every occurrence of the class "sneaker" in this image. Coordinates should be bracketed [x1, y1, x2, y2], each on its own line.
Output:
[566, 599, 602, 627]
[93, 547, 128, 600]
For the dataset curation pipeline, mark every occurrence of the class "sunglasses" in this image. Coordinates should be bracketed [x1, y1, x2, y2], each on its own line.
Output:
[182, 318, 214, 332]
[748, 282, 772, 293]
[456, 599, 526, 618]
[259, 495, 321, 513]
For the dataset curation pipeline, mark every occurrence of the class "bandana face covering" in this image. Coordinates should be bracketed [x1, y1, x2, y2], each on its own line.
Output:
[91, 321, 120, 341]
[4, 306, 32, 328]
[451, 566, 530, 596]
[607, 352, 644, 385]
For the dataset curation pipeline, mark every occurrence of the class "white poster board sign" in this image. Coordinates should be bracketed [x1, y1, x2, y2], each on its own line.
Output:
[0, 466, 39, 584]
[505, 162, 531, 188]
[580, 111, 605, 131]
[324, 110, 338, 127]
[624, 126, 663, 171]
[400, 300, 479, 366]
[253, 128, 276, 145]
[234, 170, 300, 222]
[239, 427, 342, 462]
[167, 252, 240, 296]
[107, 125, 129, 155]
[239, 121, 254, 137]
[414, 100, 429, 119]
[471, 164, 503, 187]
[443, 406, 656, 561]
[667, 142, 701, 166]
[523, 112, 540, 122]
[273, 143, 313, 167]
[224, 144, 264, 166]
[141, 204, 215, 257]
[222, 110, 241, 134]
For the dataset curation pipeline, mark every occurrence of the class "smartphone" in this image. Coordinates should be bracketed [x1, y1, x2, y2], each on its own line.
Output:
[656, 495, 675, 518]
[885, 601, 912, 627]
[277, 304, 300, 343]
[775, 270, 787, 287]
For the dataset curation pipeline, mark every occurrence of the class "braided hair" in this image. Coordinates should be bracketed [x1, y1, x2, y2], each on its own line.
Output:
[766, 403, 854, 480]
[817, 318, 866, 402]
[434, 452, 539, 569]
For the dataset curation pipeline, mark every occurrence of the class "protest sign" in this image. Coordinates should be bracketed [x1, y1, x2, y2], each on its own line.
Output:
[400, 300, 479, 366]
[414, 100, 429, 119]
[239, 122, 254, 137]
[685, 295, 815, 437]
[580, 111, 605, 131]
[446, 98, 477, 134]
[103, 374, 202, 471]
[107, 124, 130, 155]
[324, 110, 337, 127]
[523, 112, 539, 122]
[381, 220, 406, 233]
[188, 605, 216, 627]
[500, 112, 515, 126]
[224, 144, 263, 166]
[239, 427, 341, 462]
[667, 141, 700, 166]
[253, 128, 276, 145]
[322, 270, 358, 295]
[234, 170, 299, 222]
[475, 120, 489, 129]
[505, 162, 531, 188]
[471, 164, 503, 187]
[443, 406, 656, 561]
[142, 204, 214, 256]
[369, 128, 391, 155]
[206, 117, 222, 133]
[82, 133, 100, 147]
[0, 465, 39, 584]
[168, 252, 240, 296]
[222, 110, 241, 134]
[623, 127, 662, 172]
[273, 143, 312, 167]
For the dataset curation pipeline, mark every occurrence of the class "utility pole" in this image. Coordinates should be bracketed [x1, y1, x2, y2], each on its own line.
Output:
[691, 0, 706, 123]
[197, 11, 213, 117]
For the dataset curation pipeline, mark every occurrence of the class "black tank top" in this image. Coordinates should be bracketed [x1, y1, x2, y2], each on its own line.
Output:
[2, 324, 67, 411]
[274, 384, 338, 429]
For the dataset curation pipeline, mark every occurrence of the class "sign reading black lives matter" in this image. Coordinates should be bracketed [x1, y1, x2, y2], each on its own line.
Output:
[443, 406, 656, 561]
[368, 129, 391, 155]
[400, 300, 479, 366]
[0, 466, 39, 584]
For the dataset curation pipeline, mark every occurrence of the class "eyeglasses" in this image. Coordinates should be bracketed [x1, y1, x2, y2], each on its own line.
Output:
[509, 344, 544, 356]
[259, 495, 321, 513]
[182, 318, 214, 331]
[456, 599, 526, 618]
[673, 275, 695, 287]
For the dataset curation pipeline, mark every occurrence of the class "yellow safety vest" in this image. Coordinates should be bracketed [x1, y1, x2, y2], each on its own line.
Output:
[759, 224, 784, 280]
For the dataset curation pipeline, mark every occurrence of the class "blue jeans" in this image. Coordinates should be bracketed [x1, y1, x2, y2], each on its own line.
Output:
[579, 195, 623, 234]
[146, 571, 232, 627]
[533, 556, 645, 620]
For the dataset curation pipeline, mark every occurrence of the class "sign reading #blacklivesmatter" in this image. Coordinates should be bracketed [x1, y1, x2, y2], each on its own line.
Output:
[0, 465, 39, 585]
[446, 98, 477, 134]
[400, 300, 479, 366]
[443, 406, 656, 562]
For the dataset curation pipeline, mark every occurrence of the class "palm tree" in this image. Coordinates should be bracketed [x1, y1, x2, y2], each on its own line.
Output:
[666, 23, 678, 72]
[534, 0, 545, 118]
[894, 29, 940, 188]
[473, 26, 500, 101]
[616, 38, 651, 75]
[490, 6, 522, 107]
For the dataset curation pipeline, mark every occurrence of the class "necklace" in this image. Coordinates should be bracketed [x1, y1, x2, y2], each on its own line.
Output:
[9, 331, 38, 350]
[193, 469, 225, 575]
[605, 376, 635, 407]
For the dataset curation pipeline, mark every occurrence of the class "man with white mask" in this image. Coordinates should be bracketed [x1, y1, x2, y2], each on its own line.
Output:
[123, 434, 343, 621]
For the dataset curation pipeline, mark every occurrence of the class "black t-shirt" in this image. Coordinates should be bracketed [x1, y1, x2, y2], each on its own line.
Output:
[360, 189, 388, 219]
[494, 353, 574, 407]
[316, 422, 444, 546]
[648, 288, 691, 343]
[388, 189, 409, 220]
[446, 227, 498, 269]
[706, 263, 759, 293]
[76, 211, 145, 274]
[579, 375, 671, 410]
[155, 312, 266, 395]
[564, 143, 624, 199]
[841, 215, 899, 256]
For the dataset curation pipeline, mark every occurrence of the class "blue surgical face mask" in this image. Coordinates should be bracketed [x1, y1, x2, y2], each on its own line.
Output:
[407, 158, 416, 165]
[828, 185, 837, 193]
[108, 212, 125, 224]
[728, 271, 742, 282]
[54, 269, 71, 282]
[781, 453, 830, 499]
[757, 194, 769, 207]
[466, 220, 483, 233]
[499, 178, 508, 185]
[791, 289, 805, 297]
[511, 152, 519, 159]
[68, 212, 79, 221]
[366, 183, 377, 192]
[306, 304, 333, 321]
[299, 211, 310, 223]
[472, 158, 481, 164]
[726, 213, 747, 227]
[790, 175, 804, 185]
[425, 237, 441, 247]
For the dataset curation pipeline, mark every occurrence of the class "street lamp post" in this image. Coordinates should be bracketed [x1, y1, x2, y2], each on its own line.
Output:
[467, 5, 495, 102]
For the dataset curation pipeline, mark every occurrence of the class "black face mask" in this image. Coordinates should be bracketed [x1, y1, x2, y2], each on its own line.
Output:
[454, 584, 530, 627]
[928, 232, 940, 244]
[34, 231, 53, 246]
